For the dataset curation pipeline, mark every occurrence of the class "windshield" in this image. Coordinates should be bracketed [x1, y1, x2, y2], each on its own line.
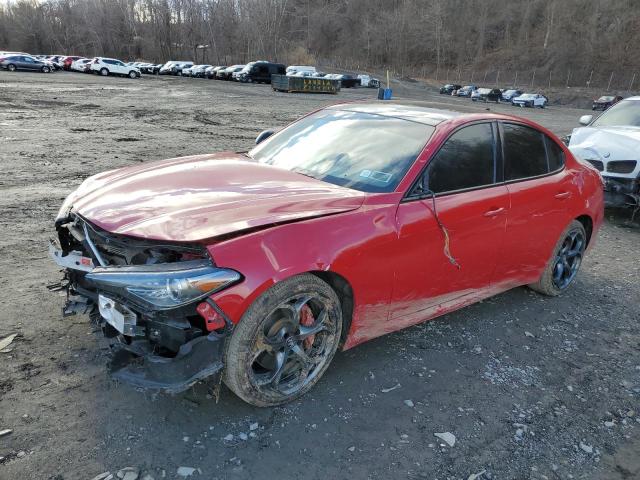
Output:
[591, 100, 640, 127]
[597, 96, 614, 102]
[518, 94, 534, 99]
[249, 110, 433, 193]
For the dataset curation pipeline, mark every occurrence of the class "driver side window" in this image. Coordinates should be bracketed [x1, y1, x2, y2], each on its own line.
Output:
[418, 122, 496, 195]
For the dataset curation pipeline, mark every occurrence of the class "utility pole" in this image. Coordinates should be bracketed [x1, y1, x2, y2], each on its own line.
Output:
[607, 71, 614, 91]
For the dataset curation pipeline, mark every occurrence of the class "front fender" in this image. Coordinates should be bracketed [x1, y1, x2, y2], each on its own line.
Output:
[207, 197, 401, 349]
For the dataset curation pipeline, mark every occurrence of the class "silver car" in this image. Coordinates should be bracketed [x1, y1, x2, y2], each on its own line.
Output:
[0, 54, 53, 73]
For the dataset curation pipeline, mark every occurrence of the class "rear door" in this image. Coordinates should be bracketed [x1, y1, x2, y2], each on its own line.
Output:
[17, 56, 32, 70]
[493, 122, 573, 287]
[391, 122, 509, 325]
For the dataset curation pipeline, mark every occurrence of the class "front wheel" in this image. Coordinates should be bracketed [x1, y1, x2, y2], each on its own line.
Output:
[529, 220, 586, 296]
[128, 70, 137, 79]
[224, 274, 343, 407]
[100, 68, 109, 76]
[41, 66, 50, 73]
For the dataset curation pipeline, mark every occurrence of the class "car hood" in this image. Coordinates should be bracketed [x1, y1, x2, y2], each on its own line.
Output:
[69, 153, 365, 242]
[569, 126, 640, 163]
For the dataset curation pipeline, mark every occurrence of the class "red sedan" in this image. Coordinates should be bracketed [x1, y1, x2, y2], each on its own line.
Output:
[50, 103, 603, 406]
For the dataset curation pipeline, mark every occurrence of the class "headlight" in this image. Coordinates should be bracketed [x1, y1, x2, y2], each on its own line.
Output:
[86, 260, 241, 310]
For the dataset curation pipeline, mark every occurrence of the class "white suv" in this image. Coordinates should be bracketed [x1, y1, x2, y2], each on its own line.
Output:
[90, 57, 140, 78]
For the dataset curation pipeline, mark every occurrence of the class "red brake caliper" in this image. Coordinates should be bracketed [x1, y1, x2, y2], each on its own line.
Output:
[300, 305, 315, 350]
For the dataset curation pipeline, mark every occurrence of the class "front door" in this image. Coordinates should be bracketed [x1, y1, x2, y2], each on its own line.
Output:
[390, 122, 509, 327]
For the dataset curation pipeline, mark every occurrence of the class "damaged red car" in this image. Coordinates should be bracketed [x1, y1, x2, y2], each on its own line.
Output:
[50, 103, 604, 406]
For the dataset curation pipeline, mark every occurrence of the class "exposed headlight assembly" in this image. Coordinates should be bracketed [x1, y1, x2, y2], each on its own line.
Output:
[86, 259, 241, 310]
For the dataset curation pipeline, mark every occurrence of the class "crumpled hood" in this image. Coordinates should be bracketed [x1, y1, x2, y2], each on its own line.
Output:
[569, 126, 640, 163]
[69, 153, 365, 242]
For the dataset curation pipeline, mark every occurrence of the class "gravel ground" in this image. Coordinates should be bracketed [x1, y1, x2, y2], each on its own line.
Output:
[0, 71, 638, 480]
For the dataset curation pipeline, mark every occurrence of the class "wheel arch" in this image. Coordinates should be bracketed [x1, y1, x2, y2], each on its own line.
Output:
[575, 214, 593, 247]
[310, 270, 354, 348]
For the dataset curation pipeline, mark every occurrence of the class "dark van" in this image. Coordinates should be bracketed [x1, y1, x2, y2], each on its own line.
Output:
[239, 61, 286, 83]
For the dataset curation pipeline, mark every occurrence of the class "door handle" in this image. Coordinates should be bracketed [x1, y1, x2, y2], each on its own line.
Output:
[483, 207, 505, 217]
[555, 191, 572, 200]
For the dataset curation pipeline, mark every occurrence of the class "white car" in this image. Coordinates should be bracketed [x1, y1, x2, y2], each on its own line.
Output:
[568, 97, 640, 208]
[501, 89, 523, 102]
[190, 64, 212, 78]
[286, 65, 316, 75]
[357, 74, 379, 88]
[70, 58, 91, 73]
[90, 57, 140, 78]
[512, 93, 547, 108]
[456, 85, 478, 97]
[181, 65, 196, 76]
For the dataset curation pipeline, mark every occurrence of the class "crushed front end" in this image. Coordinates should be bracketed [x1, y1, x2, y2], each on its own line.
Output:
[579, 159, 640, 209]
[50, 213, 240, 394]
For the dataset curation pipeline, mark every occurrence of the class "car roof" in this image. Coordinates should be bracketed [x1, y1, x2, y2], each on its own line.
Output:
[623, 96, 640, 101]
[327, 102, 464, 126]
[325, 101, 550, 130]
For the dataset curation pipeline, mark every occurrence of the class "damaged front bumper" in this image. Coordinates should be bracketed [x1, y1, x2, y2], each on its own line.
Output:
[110, 329, 226, 394]
[49, 214, 240, 394]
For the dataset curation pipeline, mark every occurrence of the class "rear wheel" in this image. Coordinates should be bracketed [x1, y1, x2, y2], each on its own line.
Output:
[529, 220, 586, 296]
[224, 274, 343, 407]
[7, 64, 16, 72]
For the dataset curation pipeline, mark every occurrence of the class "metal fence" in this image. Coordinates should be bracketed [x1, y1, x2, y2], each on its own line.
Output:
[319, 57, 640, 95]
[431, 66, 638, 93]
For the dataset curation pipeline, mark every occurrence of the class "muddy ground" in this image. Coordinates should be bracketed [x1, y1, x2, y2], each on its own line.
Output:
[0, 71, 638, 480]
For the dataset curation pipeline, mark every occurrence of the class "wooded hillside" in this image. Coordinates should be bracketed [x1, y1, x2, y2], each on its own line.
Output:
[2, 0, 639, 89]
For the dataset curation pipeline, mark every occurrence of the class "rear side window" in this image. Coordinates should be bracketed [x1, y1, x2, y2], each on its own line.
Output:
[425, 123, 495, 194]
[502, 123, 548, 180]
[545, 136, 565, 172]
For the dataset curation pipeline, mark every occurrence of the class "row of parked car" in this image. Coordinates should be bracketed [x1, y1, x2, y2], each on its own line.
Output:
[439, 83, 627, 112]
[0, 52, 143, 78]
[439, 83, 549, 108]
[0, 51, 381, 89]
[155, 61, 379, 87]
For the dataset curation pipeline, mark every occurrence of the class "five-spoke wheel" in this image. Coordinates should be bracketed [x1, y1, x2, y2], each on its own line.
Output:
[529, 220, 587, 296]
[552, 229, 585, 289]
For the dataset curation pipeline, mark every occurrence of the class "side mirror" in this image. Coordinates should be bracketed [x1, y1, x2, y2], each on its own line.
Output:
[255, 129, 275, 145]
[579, 115, 593, 126]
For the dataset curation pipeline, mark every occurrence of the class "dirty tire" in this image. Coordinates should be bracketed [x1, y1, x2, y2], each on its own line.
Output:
[100, 68, 108, 76]
[7, 64, 16, 72]
[529, 220, 586, 297]
[224, 273, 343, 407]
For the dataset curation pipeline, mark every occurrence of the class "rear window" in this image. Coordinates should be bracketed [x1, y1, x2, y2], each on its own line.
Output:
[545, 137, 565, 172]
[502, 123, 548, 180]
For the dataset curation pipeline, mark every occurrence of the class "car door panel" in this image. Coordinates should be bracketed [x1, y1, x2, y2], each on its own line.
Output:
[389, 121, 508, 328]
[391, 184, 509, 324]
[492, 122, 574, 288]
[494, 173, 574, 288]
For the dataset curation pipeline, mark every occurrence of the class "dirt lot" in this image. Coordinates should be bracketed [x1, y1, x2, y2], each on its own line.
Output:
[0, 71, 639, 480]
